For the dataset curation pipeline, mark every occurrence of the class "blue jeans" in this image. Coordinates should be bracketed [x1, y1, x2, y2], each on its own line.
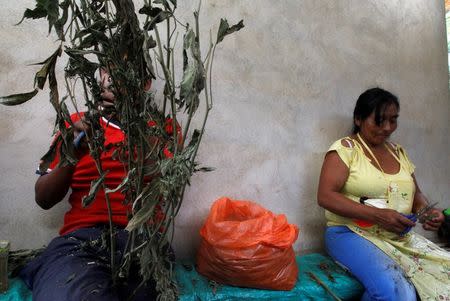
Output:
[20, 226, 166, 301]
[325, 226, 417, 301]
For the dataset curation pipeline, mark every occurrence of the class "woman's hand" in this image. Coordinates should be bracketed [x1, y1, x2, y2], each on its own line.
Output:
[372, 208, 416, 234]
[420, 208, 445, 231]
[411, 174, 444, 231]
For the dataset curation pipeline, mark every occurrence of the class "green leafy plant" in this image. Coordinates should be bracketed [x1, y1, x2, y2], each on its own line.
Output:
[1, 0, 243, 299]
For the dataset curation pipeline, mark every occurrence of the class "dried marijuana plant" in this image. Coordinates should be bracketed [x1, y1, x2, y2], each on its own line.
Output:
[1, 0, 243, 299]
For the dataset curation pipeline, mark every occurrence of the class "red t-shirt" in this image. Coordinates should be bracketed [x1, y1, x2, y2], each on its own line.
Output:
[45, 113, 129, 235]
[50, 113, 130, 235]
[44, 113, 181, 235]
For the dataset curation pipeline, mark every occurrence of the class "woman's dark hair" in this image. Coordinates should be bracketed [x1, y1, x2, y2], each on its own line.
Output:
[352, 87, 399, 134]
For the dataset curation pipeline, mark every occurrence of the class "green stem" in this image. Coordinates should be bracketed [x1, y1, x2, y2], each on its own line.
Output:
[94, 162, 117, 284]
[208, 44, 218, 109]
[307, 272, 342, 301]
[166, 16, 171, 101]
[181, 106, 194, 148]
[154, 25, 179, 154]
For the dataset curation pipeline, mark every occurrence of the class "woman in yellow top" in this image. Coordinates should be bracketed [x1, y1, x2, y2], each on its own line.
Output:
[317, 88, 450, 301]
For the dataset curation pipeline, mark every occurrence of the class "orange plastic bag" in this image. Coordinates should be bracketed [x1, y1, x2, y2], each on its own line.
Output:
[196, 197, 299, 290]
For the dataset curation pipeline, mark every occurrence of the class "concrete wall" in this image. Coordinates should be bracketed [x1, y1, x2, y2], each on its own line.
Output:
[0, 0, 449, 259]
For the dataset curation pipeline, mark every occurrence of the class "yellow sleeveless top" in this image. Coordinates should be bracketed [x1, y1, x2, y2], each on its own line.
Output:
[325, 137, 416, 229]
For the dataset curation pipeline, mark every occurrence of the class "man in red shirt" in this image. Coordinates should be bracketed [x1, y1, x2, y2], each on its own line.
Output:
[20, 69, 164, 301]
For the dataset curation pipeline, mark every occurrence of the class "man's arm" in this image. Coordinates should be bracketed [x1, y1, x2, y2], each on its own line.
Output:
[35, 165, 76, 209]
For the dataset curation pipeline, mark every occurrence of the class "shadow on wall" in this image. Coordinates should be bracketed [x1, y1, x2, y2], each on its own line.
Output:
[295, 114, 353, 253]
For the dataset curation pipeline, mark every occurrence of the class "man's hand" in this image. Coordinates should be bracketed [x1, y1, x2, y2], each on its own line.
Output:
[73, 119, 90, 158]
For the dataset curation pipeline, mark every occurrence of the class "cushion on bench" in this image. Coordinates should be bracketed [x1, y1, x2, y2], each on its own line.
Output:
[0, 277, 32, 301]
[0, 253, 363, 301]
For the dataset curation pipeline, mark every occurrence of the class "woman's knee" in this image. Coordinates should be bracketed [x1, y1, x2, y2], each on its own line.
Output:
[363, 272, 416, 301]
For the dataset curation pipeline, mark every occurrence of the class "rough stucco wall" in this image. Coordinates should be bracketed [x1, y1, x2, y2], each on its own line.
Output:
[0, 0, 449, 259]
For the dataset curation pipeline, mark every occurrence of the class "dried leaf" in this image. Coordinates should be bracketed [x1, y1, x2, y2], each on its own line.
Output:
[16, 0, 54, 25]
[186, 129, 200, 149]
[179, 29, 204, 112]
[54, 0, 70, 41]
[60, 97, 75, 126]
[16, 7, 47, 25]
[82, 172, 108, 207]
[33, 46, 62, 90]
[143, 33, 156, 79]
[142, 10, 171, 30]
[195, 166, 215, 172]
[77, 30, 109, 49]
[179, 64, 197, 99]
[64, 49, 104, 56]
[73, 19, 108, 40]
[56, 127, 78, 168]
[139, 6, 162, 17]
[38, 134, 61, 173]
[0, 89, 38, 106]
[17, 0, 60, 34]
[65, 49, 99, 78]
[126, 195, 160, 231]
[73, 4, 85, 28]
[183, 29, 195, 50]
[105, 168, 135, 194]
[216, 19, 244, 44]
[153, 0, 175, 12]
[48, 50, 60, 109]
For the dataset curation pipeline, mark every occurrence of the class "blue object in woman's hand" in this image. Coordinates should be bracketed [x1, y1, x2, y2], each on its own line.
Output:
[400, 213, 417, 236]
[399, 202, 439, 235]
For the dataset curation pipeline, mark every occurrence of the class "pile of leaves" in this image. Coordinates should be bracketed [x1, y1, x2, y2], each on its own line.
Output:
[1, 0, 243, 299]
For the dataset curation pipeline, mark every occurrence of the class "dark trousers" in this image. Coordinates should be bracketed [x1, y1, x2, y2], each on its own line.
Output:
[20, 227, 160, 301]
